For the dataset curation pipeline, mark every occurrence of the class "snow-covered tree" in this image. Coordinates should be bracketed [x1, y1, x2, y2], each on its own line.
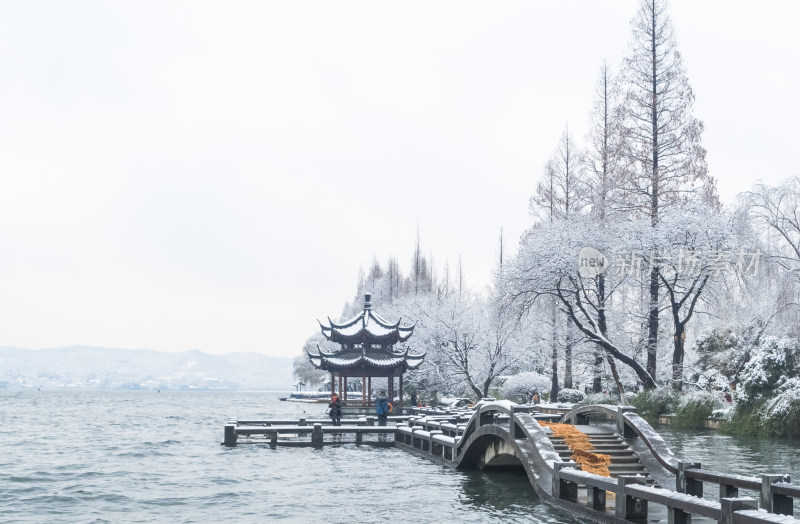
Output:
[395, 290, 526, 399]
[650, 204, 737, 390]
[618, 0, 714, 383]
[504, 216, 657, 389]
[529, 126, 590, 396]
[584, 62, 628, 393]
[531, 124, 588, 222]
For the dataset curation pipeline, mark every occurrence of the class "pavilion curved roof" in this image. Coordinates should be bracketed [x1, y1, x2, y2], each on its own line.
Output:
[318, 298, 415, 345]
[308, 293, 423, 372]
[305, 344, 426, 371]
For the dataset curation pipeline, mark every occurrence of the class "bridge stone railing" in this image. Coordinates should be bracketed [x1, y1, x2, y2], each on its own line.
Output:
[552, 464, 800, 523]
[560, 404, 800, 519]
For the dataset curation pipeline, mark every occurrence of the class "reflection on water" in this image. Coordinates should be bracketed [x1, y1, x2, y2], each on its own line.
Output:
[458, 468, 584, 523]
[459, 468, 534, 514]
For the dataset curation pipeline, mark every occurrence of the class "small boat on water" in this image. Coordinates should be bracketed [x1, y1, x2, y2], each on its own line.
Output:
[279, 392, 330, 403]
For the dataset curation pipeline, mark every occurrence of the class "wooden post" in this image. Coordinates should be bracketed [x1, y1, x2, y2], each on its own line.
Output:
[761, 474, 793, 515]
[668, 507, 691, 524]
[343, 376, 347, 406]
[338, 375, 343, 405]
[223, 424, 237, 447]
[588, 485, 606, 511]
[552, 462, 578, 502]
[616, 476, 647, 520]
[676, 461, 703, 497]
[312, 423, 323, 445]
[330, 372, 335, 397]
[721, 497, 757, 524]
[617, 405, 637, 437]
[362, 375, 366, 406]
[368, 377, 372, 405]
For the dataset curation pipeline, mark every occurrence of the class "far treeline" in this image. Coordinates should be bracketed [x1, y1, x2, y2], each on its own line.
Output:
[295, 0, 800, 438]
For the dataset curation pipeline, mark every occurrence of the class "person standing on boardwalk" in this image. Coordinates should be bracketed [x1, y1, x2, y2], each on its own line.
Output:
[376, 390, 390, 426]
[328, 393, 342, 426]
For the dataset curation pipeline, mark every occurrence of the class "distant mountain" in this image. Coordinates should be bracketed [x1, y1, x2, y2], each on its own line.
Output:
[0, 346, 294, 390]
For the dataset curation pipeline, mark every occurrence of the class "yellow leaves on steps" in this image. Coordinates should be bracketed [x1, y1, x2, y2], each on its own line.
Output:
[539, 422, 612, 477]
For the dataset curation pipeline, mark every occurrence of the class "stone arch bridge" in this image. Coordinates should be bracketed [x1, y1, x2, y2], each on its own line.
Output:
[395, 401, 800, 524]
[226, 401, 800, 523]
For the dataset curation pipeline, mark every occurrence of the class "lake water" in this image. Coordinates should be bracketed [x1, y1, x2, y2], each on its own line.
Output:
[2, 390, 799, 523]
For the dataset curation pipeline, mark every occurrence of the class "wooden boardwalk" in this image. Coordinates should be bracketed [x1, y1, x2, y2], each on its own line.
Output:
[223, 403, 800, 524]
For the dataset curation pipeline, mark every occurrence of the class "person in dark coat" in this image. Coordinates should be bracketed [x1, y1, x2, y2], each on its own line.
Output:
[375, 390, 390, 426]
[328, 393, 342, 426]
[410, 392, 418, 407]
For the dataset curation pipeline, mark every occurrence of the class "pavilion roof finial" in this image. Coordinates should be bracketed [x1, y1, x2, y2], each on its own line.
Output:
[364, 292, 372, 310]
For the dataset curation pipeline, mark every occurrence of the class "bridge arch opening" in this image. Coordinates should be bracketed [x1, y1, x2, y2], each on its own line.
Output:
[460, 433, 524, 471]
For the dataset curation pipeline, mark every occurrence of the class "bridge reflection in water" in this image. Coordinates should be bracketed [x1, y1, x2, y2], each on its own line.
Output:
[226, 402, 800, 524]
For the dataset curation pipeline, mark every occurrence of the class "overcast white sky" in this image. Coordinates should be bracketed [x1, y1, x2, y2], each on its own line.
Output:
[1, 1, 798, 358]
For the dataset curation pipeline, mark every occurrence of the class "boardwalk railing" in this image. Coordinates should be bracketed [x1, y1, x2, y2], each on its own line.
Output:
[225, 402, 800, 523]
[223, 415, 410, 447]
[553, 465, 798, 524]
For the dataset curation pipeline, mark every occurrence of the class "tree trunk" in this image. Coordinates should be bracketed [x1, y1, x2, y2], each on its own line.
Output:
[672, 327, 685, 391]
[646, 0, 661, 384]
[564, 318, 574, 390]
[550, 300, 559, 401]
[593, 349, 603, 393]
[646, 267, 659, 380]
[606, 352, 625, 398]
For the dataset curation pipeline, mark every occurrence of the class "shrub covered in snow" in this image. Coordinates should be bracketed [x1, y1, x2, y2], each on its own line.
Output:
[694, 327, 747, 388]
[575, 392, 620, 407]
[763, 378, 800, 437]
[674, 391, 725, 427]
[724, 336, 800, 437]
[556, 388, 585, 404]
[629, 387, 679, 420]
[500, 372, 550, 403]
[739, 336, 799, 404]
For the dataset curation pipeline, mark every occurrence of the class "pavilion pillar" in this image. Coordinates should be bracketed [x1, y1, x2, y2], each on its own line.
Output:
[330, 372, 335, 397]
[338, 375, 343, 405]
[399, 372, 404, 406]
[368, 377, 372, 405]
[362, 375, 366, 406]
[388, 373, 394, 403]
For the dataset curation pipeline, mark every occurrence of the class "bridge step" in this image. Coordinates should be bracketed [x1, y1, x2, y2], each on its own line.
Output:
[547, 430, 655, 484]
[553, 446, 634, 455]
[608, 463, 645, 471]
[590, 446, 631, 452]
[550, 436, 625, 444]
[553, 448, 637, 458]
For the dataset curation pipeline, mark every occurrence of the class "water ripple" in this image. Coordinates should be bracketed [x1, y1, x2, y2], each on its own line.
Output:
[5, 391, 752, 523]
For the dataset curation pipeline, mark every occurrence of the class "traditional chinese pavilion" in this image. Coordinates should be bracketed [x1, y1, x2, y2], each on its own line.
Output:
[306, 293, 424, 406]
